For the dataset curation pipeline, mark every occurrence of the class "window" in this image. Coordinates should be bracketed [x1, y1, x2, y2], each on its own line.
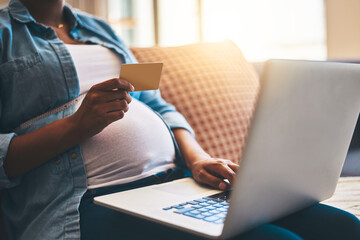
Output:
[134, 0, 327, 61]
[201, 0, 326, 61]
[2, 0, 325, 61]
[107, 0, 155, 47]
[157, 0, 200, 46]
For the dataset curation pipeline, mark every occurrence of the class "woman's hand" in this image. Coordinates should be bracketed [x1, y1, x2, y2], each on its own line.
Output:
[172, 128, 240, 190]
[190, 156, 239, 190]
[4, 78, 134, 178]
[70, 78, 134, 139]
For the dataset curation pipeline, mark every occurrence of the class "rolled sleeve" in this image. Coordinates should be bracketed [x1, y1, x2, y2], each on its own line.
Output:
[162, 111, 195, 136]
[0, 132, 20, 189]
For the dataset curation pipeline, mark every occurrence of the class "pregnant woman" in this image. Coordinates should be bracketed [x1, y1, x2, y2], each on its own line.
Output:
[0, 0, 359, 239]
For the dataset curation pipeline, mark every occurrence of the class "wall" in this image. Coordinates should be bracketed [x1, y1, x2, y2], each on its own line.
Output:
[326, 0, 360, 60]
[66, 0, 107, 18]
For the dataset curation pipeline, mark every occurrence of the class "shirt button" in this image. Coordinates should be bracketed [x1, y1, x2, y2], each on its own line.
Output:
[71, 152, 78, 159]
[55, 159, 61, 165]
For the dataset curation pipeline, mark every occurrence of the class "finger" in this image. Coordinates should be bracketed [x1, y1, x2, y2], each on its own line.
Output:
[103, 91, 132, 103]
[197, 169, 228, 190]
[114, 78, 134, 92]
[92, 78, 134, 92]
[102, 99, 129, 113]
[227, 162, 240, 173]
[106, 110, 125, 123]
[204, 162, 236, 185]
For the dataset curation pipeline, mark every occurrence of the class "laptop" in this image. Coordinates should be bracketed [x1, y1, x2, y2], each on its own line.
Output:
[94, 60, 360, 239]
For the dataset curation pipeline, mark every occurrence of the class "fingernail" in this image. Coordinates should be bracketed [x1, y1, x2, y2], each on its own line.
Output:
[219, 182, 227, 190]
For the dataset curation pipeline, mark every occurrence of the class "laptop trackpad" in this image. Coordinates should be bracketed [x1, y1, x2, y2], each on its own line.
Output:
[152, 179, 210, 196]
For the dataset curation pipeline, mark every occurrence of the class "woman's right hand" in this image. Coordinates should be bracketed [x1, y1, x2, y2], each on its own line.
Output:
[70, 78, 134, 139]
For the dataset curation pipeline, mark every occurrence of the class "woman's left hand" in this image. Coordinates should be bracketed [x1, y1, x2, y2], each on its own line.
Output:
[172, 128, 239, 190]
[189, 156, 239, 190]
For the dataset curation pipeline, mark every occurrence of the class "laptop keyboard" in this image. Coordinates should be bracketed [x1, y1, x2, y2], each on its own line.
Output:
[162, 191, 230, 224]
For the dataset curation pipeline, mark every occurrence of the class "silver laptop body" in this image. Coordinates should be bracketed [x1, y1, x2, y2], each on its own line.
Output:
[94, 60, 360, 239]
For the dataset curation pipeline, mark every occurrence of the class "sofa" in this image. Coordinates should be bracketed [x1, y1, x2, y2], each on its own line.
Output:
[1, 41, 359, 238]
[130, 40, 360, 219]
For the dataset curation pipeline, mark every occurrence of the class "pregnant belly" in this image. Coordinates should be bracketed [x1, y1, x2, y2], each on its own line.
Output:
[80, 98, 176, 189]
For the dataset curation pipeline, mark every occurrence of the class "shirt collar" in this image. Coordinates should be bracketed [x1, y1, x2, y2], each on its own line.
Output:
[62, 3, 85, 30]
[8, 0, 84, 29]
[8, 0, 35, 24]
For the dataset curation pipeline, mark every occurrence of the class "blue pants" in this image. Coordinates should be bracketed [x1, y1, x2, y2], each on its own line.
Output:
[80, 168, 360, 240]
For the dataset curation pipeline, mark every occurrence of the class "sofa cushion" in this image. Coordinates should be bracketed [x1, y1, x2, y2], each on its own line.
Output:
[131, 41, 259, 163]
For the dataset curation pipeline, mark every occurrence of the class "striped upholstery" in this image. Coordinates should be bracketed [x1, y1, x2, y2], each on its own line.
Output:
[131, 41, 259, 163]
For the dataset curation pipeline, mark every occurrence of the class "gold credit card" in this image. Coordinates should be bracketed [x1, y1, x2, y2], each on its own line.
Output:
[119, 63, 163, 91]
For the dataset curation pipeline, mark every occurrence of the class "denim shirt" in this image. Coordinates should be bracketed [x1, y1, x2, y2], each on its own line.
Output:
[0, 1, 193, 239]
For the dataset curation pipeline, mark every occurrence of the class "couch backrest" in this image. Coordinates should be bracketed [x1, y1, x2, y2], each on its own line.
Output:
[131, 41, 259, 163]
